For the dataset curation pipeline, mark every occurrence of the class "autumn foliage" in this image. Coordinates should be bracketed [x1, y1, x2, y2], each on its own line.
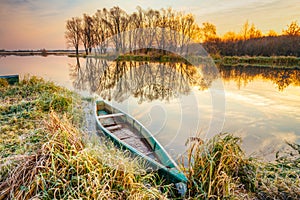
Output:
[65, 6, 300, 57]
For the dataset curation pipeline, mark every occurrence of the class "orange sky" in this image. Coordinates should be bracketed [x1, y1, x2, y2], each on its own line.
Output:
[0, 0, 299, 50]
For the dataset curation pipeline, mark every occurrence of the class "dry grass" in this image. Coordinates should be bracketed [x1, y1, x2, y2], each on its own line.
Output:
[0, 112, 167, 199]
[0, 76, 168, 199]
[183, 134, 254, 199]
[183, 133, 300, 199]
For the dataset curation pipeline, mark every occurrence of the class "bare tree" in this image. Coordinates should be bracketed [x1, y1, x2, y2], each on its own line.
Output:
[81, 14, 94, 55]
[65, 17, 82, 55]
[178, 13, 197, 54]
[93, 9, 111, 54]
[102, 6, 130, 53]
[240, 20, 250, 40]
[93, 10, 106, 54]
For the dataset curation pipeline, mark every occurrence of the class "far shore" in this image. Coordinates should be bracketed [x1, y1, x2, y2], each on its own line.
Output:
[1, 50, 300, 69]
[0, 50, 77, 57]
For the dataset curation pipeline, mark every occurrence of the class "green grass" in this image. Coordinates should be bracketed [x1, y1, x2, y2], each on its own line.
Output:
[0, 75, 81, 159]
[89, 54, 300, 68]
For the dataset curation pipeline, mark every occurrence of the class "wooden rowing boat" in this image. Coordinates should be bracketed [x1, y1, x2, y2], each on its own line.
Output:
[95, 100, 187, 195]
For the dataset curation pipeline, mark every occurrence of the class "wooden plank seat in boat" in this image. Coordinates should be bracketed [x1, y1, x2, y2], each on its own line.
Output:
[101, 119, 116, 127]
[103, 123, 117, 127]
[98, 113, 124, 119]
[98, 113, 124, 127]
[105, 124, 122, 131]
[112, 128, 135, 140]
[122, 137, 152, 154]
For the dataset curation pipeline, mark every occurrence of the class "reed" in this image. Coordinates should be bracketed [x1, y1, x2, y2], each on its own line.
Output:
[183, 133, 300, 199]
[183, 134, 254, 199]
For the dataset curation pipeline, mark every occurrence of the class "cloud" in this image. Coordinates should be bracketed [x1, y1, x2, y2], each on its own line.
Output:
[0, 0, 299, 49]
[0, 0, 80, 19]
[0, 0, 82, 49]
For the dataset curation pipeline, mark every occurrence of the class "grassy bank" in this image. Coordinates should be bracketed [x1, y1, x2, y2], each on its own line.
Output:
[2, 51, 299, 69]
[0, 76, 167, 199]
[184, 134, 300, 199]
[215, 56, 300, 69]
[1, 76, 299, 199]
[80, 53, 300, 68]
[115, 55, 300, 69]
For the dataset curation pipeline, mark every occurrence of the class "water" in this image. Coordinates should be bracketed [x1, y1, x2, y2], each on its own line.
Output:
[1, 55, 299, 161]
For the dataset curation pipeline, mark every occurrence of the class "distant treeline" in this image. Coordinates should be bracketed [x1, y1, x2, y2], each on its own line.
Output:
[204, 35, 300, 57]
[65, 6, 300, 57]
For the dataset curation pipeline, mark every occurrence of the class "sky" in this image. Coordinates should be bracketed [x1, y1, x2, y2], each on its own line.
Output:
[0, 0, 299, 50]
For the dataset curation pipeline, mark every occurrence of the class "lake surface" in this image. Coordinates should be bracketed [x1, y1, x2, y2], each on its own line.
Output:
[1, 55, 300, 161]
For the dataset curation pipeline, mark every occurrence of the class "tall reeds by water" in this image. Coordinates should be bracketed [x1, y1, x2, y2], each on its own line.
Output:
[184, 134, 300, 199]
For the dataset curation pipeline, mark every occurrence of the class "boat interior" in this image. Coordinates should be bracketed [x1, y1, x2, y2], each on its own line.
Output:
[97, 103, 159, 162]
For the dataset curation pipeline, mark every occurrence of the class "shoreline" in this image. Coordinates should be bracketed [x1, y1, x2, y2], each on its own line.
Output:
[1, 51, 299, 68]
[0, 51, 75, 57]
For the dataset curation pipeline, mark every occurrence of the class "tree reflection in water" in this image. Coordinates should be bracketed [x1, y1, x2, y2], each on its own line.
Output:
[69, 57, 219, 103]
[219, 65, 300, 91]
[69, 58, 300, 102]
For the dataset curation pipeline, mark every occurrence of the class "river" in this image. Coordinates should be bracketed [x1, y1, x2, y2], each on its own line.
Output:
[1, 55, 299, 161]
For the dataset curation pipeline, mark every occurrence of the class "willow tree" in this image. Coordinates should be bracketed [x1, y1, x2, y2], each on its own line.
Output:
[65, 17, 82, 55]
